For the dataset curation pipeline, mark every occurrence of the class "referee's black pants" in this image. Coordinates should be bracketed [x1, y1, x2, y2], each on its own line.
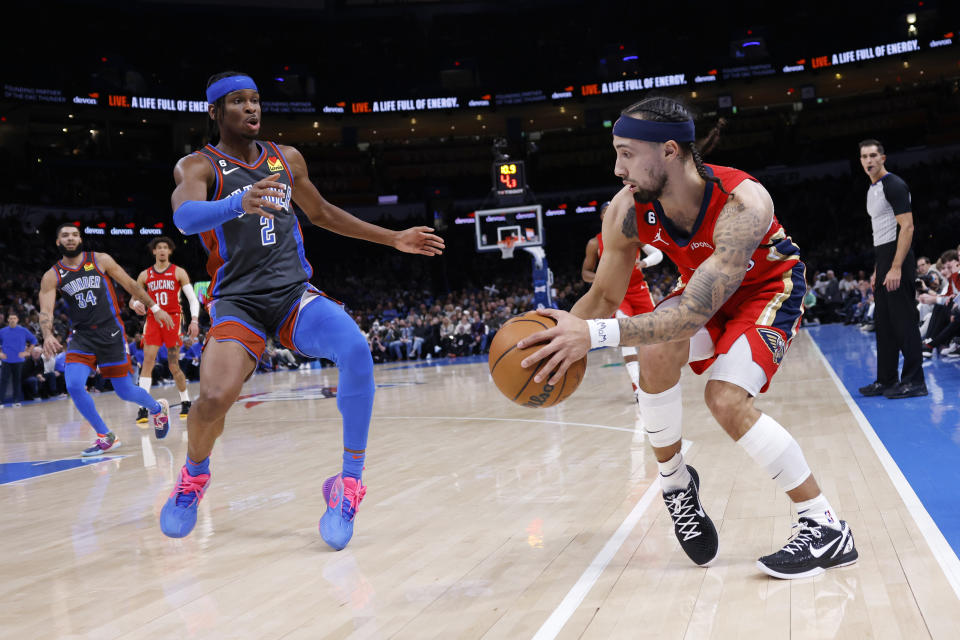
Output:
[874, 242, 924, 386]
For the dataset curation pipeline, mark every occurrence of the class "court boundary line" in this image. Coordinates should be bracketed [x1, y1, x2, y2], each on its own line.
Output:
[809, 336, 960, 602]
[377, 415, 636, 433]
[0, 455, 128, 486]
[531, 440, 692, 640]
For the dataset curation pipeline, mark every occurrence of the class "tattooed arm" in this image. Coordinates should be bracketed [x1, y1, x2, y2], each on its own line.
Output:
[618, 181, 772, 344]
[518, 180, 772, 384]
[571, 188, 638, 318]
[38, 269, 61, 358]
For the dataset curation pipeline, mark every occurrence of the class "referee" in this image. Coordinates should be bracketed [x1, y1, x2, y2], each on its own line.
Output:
[857, 139, 927, 399]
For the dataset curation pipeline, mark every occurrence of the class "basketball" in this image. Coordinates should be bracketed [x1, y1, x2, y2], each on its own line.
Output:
[488, 311, 586, 408]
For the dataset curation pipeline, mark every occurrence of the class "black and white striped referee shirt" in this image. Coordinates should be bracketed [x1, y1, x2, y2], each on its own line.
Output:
[866, 173, 911, 247]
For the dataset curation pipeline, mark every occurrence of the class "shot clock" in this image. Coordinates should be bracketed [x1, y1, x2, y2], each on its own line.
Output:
[493, 161, 526, 196]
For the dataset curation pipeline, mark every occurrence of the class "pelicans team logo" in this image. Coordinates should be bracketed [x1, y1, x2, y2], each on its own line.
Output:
[757, 327, 786, 365]
[83, 262, 95, 271]
[267, 156, 284, 172]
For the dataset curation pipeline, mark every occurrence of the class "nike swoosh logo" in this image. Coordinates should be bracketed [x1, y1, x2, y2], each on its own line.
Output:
[222, 167, 240, 175]
[809, 534, 841, 558]
[111, 331, 120, 337]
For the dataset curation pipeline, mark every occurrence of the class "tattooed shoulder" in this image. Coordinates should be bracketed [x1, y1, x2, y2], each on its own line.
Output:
[620, 205, 638, 239]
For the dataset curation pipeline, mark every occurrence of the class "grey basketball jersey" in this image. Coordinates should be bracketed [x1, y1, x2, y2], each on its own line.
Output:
[193, 141, 312, 298]
[55, 252, 125, 331]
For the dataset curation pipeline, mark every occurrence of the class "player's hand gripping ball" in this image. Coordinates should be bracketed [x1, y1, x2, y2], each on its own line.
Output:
[488, 311, 586, 408]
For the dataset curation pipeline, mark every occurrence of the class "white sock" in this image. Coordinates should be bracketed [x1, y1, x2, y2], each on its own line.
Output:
[795, 494, 840, 530]
[179, 389, 190, 402]
[658, 451, 691, 492]
[138, 376, 151, 392]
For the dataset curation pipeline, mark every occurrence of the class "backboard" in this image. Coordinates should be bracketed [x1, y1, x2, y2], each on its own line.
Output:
[474, 204, 543, 253]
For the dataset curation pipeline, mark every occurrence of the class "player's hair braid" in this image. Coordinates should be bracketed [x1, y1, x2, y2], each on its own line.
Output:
[204, 70, 249, 144]
[621, 96, 728, 194]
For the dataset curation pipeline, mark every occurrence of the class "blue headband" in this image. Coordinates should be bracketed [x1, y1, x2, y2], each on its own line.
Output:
[613, 117, 695, 143]
[206, 76, 259, 103]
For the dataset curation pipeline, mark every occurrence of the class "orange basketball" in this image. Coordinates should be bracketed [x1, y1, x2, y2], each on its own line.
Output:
[488, 311, 587, 408]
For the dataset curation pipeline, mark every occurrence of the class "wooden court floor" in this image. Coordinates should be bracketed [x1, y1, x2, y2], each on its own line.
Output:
[1, 332, 959, 639]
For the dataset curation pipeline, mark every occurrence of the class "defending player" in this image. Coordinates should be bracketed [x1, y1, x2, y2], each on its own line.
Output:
[160, 71, 444, 547]
[582, 200, 662, 409]
[39, 223, 174, 455]
[519, 97, 857, 579]
[130, 236, 200, 422]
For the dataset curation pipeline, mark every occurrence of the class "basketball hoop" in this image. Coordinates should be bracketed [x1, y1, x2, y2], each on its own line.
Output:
[498, 236, 517, 259]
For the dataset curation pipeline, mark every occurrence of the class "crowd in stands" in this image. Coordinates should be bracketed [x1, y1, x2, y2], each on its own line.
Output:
[4, 225, 958, 407]
[803, 242, 960, 363]
[351, 265, 679, 363]
[0, 205, 683, 404]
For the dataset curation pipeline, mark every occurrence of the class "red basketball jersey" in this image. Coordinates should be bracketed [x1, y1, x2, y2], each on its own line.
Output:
[597, 233, 650, 294]
[631, 164, 800, 289]
[144, 264, 182, 314]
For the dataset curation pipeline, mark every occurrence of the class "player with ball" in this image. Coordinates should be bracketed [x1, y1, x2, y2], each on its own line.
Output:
[513, 96, 857, 580]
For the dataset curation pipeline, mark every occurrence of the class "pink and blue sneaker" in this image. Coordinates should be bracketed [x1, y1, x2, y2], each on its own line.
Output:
[153, 398, 170, 439]
[319, 473, 366, 550]
[160, 465, 211, 538]
[81, 432, 120, 457]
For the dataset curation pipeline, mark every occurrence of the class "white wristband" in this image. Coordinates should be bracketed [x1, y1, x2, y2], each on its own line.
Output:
[586, 318, 620, 349]
[150, 303, 161, 314]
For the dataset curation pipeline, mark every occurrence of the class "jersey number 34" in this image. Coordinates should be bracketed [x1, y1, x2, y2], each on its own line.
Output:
[74, 291, 97, 308]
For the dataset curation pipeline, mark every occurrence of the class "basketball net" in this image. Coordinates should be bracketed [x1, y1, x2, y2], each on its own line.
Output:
[498, 236, 517, 260]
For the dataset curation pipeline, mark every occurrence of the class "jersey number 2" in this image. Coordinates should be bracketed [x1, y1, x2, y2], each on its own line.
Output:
[260, 217, 276, 246]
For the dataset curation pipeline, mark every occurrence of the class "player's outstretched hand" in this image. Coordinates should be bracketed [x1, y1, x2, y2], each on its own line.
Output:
[517, 308, 590, 385]
[42, 335, 62, 359]
[132, 300, 147, 316]
[154, 309, 175, 330]
[241, 174, 288, 219]
[394, 226, 445, 256]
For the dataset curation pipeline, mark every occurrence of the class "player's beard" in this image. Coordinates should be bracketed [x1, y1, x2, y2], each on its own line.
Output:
[58, 240, 83, 258]
[632, 169, 668, 203]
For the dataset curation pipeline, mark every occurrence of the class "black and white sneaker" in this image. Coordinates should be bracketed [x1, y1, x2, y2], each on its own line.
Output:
[757, 517, 858, 579]
[662, 465, 719, 566]
[136, 406, 149, 425]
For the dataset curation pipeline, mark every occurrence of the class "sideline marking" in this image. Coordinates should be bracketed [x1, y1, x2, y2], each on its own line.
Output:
[377, 415, 636, 433]
[809, 336, 960, 602]
[532, 441, 692, 640]
[273, 415, 637, 434]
